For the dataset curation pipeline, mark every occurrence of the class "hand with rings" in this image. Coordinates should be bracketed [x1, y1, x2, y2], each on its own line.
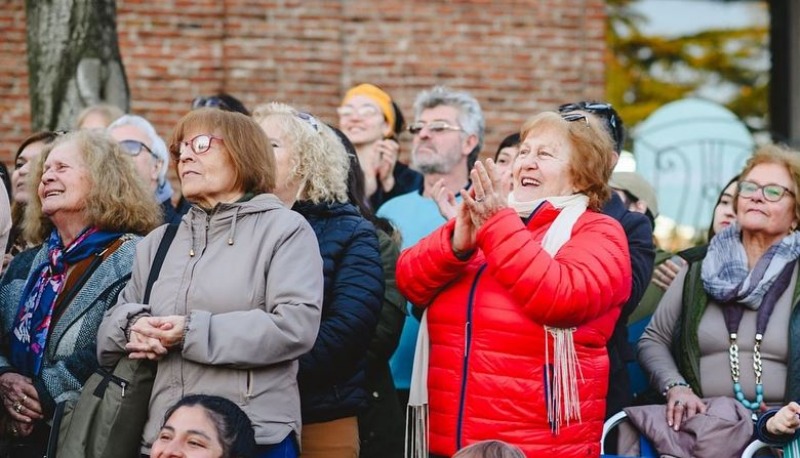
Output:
[462, 159, 507, 229]
[665, 385, 706, 431]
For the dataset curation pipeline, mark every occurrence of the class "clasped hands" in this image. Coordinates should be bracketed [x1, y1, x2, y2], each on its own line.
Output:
[451, 159, 508, 256]
[0, 372, 43, 437]
[126, 315, 186, 360]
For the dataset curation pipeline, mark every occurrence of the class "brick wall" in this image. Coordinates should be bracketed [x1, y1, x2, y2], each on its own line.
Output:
[0, 0, 606, 167]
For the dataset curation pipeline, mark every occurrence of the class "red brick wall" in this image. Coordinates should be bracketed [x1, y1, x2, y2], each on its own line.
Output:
[0, 0, 606, 167]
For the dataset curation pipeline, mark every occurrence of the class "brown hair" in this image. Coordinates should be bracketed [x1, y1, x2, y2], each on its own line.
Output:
[520, 112, 615, 210]
[170, 108, 275, 195]
[23, 130, 162, 244]
[12, 131, 62, 226]
[732, 143, 800, 224]
[452, 440, 526, 458]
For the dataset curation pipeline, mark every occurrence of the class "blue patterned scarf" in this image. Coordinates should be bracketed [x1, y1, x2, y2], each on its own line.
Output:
[10, 227, 123, 375]
[702, 222, 800, 309]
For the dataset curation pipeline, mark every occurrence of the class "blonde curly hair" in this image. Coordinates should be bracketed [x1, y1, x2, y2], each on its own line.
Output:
[253, 102, 349, 204]
[23, 130, 162, 244]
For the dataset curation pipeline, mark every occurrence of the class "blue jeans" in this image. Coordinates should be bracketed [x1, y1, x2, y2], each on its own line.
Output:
[255, 434, 298, 458]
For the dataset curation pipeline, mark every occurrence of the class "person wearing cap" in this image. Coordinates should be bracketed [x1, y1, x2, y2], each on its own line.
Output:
[558, 101, 656, 420]
[338, 83, 422, 210]
[108, 115, 191, 224]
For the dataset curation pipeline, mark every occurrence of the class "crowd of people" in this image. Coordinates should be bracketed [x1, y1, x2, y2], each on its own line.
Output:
[0, 84, 794, 458]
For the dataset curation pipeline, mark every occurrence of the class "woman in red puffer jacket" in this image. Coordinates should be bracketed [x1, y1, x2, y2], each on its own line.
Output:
[397, 111, 632, 458]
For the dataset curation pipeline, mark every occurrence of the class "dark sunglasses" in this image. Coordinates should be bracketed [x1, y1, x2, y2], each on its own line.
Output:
[191, 96, 231, 111]
[119, 139, 156, 157]
[558, 102, 618, 130]
[561, 113, 590, 125]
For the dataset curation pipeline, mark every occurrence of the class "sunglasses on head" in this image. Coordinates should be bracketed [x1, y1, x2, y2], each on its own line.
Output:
[558, 102, 618, 131]
[191, 96, 231, 111]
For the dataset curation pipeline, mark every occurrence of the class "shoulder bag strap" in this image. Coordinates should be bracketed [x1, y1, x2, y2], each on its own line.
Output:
[143, 223, 179, 304]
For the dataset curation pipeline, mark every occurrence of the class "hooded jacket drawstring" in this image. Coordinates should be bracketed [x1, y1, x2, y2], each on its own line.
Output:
[227, 206, 239, 246]
[188, 211, 196, 257]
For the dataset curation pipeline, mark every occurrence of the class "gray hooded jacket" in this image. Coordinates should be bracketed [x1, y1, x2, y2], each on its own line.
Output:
[96, 194, 324, 449]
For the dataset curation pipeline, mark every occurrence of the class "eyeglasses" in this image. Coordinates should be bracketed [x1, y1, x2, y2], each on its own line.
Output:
[737, 180, 796, 202]
[561, 113, 590, 125]
[170, 134, 224, 160]
[191, 96, 231, 111]
[119, 139, 156, 158]
[337, 105, 381, 119]
[407, 121, 463, 135]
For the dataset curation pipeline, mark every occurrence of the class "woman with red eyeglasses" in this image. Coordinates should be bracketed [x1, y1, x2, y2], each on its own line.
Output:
[97, 108, 324, 458]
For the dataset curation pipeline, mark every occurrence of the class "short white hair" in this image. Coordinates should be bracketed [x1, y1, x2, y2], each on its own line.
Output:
[107, 114, 169, 185]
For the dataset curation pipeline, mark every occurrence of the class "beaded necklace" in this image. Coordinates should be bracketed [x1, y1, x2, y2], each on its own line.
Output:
[722, 262, 794, 411]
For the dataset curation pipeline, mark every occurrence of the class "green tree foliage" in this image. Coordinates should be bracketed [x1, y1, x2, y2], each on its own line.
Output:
[606, 0, 769, 140]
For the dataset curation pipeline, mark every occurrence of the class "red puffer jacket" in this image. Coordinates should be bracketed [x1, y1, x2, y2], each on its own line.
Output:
[396, 205, 632, 457]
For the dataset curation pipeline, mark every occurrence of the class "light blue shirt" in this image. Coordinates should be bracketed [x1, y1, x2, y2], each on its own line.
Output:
[378, 191, 449, 390]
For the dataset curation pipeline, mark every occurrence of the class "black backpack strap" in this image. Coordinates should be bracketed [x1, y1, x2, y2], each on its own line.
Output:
[143, 223, 179, 304]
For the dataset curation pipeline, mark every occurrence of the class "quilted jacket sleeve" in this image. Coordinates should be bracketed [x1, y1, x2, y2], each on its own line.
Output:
[478, 208, 631, 328]
[395, 219, 473, 308]
[298, 219, 384, 387]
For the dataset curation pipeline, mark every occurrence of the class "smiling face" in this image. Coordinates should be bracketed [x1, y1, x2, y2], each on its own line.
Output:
[736, 162, 798, 239]
[512, 128, 575, 202]
[338, 95, 390, 146]
[151, 406, 224, 458]
[13, 140, 47, 205]
[38, 139, 91, 226]
[176, 129, 242, 208]
[109, 124, 160, 191]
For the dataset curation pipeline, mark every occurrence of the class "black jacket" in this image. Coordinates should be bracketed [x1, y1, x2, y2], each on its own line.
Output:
[603, 192, 656, 417]
[293, 201, 384, 424]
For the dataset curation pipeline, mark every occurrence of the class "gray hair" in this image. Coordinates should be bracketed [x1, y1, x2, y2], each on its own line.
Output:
[107, 114, 169, 185]
[413, 86, 485, 169]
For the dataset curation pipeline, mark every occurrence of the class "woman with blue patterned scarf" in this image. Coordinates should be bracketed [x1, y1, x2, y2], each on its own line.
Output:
[0, 130, 161, 457]
[638, 144, 800, 457]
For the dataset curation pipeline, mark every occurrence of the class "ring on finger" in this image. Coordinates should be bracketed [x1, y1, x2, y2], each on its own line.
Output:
[674, 400, 683, 407]
[20, 394, 27, 404]
[13, 402, 22, 413]
[10, 426, 17, 436]
[475, 197, 485, 203]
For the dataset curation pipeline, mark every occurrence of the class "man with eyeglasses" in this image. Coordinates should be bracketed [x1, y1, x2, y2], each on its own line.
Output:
[108, 115, 190, 224]
[558, 101, 657, 420]
[376, 86, 484, 413]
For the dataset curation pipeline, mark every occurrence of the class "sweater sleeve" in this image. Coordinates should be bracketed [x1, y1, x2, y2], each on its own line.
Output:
[756, 408, 800, 446]
[478, 208, 632, 328]
[637, 266, 690, 394]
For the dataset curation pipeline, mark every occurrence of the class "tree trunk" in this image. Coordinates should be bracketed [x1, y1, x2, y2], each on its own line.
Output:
[25, 0, 129, 131]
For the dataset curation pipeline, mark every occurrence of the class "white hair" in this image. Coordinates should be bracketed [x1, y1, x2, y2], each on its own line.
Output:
[107, 114, 169, 185]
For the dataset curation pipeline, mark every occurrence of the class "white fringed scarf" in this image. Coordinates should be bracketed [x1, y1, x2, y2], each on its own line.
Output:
[405, 193, 589, 457]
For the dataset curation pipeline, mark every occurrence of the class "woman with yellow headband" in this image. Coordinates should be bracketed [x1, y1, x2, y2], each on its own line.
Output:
[338, 84, 422, 210]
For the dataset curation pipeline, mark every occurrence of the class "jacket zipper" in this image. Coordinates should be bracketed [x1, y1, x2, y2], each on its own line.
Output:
[455, 263, 487, 450]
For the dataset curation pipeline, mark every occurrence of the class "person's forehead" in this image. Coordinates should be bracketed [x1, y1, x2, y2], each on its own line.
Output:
[419, 105, 460, 122]
[343, 95, 380, 108]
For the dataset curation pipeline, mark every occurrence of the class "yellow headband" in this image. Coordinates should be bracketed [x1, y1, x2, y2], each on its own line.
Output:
[342, 84, 395, 134]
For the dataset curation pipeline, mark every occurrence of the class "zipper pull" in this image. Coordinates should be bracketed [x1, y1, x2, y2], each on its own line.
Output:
[121, 381, 127, 398]
[464, 321, 470, 358]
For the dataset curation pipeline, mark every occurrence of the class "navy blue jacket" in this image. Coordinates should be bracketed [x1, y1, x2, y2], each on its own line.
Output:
[603, 192, 656, 416]
[293, 200, 384, 424]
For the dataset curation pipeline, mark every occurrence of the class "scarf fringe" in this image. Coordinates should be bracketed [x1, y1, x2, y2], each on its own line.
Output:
[404, 404, 428, 458]
[544, 326, 583, 433]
